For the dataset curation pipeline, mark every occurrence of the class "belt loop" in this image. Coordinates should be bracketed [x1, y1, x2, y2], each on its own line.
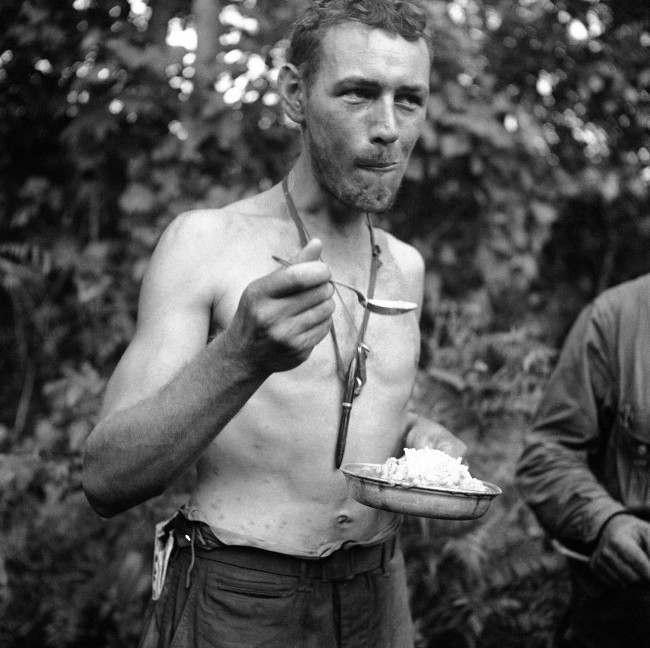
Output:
[297, 560, 311, 592]
[381, 540, 391, 576]
[339, 548, 353, 581]
[320, 557, 329, 583]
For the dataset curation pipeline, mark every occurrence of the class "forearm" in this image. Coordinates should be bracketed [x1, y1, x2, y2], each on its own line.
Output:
[82, 334, 267, 516]
[516, 437, 624, 546]
[516, 302, 624, 546]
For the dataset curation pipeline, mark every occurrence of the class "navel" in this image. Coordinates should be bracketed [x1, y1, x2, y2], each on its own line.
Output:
[336, 513, 353, 525]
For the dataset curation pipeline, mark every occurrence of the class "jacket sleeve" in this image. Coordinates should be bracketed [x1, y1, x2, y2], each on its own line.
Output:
[515, 302, 625, 548]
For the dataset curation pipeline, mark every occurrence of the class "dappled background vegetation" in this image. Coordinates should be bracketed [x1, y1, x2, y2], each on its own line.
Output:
[1, 0, 648, 645]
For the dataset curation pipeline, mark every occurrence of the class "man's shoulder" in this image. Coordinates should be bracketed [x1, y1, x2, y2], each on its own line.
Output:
[585, 274, 650, 345]
[162, 187, 282, 249]
[593, 274, 650, 316]
[378, 230, 424, 278]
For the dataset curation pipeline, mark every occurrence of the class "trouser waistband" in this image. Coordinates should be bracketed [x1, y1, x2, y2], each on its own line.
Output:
[172, 518, 397, 582]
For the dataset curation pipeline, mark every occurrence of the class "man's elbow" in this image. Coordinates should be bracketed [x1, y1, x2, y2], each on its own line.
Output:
[83, 486, 120, 518]
[82, 453, 163, 517]
[81, 458, 123, 518]
[82, 476, 153, 518]
[82, 451, 131, 518]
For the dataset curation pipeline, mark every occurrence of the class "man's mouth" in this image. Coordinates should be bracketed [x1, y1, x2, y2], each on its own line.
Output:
[356, 160, 399, 172]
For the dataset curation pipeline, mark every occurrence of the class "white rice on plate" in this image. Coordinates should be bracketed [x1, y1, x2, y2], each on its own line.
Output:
[378, 447, 487, 492]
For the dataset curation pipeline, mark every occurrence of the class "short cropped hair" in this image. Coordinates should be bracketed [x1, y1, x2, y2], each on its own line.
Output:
[287, 0, 432, 87]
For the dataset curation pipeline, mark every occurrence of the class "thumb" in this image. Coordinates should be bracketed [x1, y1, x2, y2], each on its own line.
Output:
[293, 238, 323, 263]
[639, 521, 650, 553]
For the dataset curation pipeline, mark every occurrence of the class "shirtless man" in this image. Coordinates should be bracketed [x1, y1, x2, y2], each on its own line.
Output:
[83, 2, 464, 646]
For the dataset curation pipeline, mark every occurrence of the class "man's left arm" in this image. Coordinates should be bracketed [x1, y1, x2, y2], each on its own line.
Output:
[388, 235, 467, 460]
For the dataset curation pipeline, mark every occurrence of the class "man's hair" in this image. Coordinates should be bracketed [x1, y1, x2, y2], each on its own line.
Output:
[287, 0, 432, 86]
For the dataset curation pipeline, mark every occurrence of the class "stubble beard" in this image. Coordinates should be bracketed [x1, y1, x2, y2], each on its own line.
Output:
[308, 133, 402, 214]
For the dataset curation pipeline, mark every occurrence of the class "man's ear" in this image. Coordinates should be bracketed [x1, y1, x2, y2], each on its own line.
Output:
[278, 63, 306, 126]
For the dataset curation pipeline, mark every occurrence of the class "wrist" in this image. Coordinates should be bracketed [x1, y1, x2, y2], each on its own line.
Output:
[214, 331, 269, 382]
[403, 412, 419, 447]
[597, 511, 634, 543]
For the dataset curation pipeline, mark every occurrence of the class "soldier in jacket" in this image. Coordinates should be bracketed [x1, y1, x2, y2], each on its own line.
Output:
[517, 275, 650, 647]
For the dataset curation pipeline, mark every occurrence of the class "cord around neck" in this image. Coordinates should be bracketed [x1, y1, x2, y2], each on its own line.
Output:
[281, 176, 381, 468]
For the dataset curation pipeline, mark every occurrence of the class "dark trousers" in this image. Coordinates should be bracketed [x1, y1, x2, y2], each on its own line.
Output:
[138, 526, 414, 648]
[558, 560, 650, 648]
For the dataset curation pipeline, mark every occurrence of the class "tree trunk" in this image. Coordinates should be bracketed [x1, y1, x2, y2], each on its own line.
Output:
[193, 0, 221, 99]
[146, 0, 180, 47]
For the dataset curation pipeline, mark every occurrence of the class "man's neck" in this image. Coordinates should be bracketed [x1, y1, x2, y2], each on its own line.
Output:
[286, 153, 368, 240]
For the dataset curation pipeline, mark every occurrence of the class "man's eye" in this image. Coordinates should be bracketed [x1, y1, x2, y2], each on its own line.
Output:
[397, 95, 422, 109]
[344, 88, 372, 101]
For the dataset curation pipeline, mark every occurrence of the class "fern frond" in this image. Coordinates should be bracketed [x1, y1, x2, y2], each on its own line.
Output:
[0, 242, 51, 274]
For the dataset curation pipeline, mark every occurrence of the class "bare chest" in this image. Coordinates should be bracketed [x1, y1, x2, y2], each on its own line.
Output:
[208, 229, 420, 381]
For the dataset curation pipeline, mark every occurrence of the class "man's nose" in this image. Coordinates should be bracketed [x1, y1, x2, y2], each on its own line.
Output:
[369, 98, 398, 144]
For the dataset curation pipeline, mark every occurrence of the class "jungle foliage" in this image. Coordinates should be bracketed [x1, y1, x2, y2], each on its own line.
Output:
[1, 1, 648, 645]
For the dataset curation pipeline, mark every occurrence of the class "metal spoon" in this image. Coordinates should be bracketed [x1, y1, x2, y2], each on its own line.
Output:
[272, 255, 417, 316]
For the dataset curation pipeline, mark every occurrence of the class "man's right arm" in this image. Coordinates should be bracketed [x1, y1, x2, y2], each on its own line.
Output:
[518, 292, 650, 586]
[82, 214, 334, 517]
[515, 304, 625, 548]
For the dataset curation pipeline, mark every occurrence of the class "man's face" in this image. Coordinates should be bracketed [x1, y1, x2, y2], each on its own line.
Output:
[302, 22, 430, 213]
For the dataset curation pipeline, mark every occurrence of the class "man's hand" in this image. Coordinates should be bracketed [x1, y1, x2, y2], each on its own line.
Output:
[223, 238, 335, 375]
[404, 415, 466, 459]
[590, 513, 650, 588]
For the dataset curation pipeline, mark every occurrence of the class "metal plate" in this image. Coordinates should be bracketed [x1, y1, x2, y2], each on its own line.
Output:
[341, 463, 502, 520]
